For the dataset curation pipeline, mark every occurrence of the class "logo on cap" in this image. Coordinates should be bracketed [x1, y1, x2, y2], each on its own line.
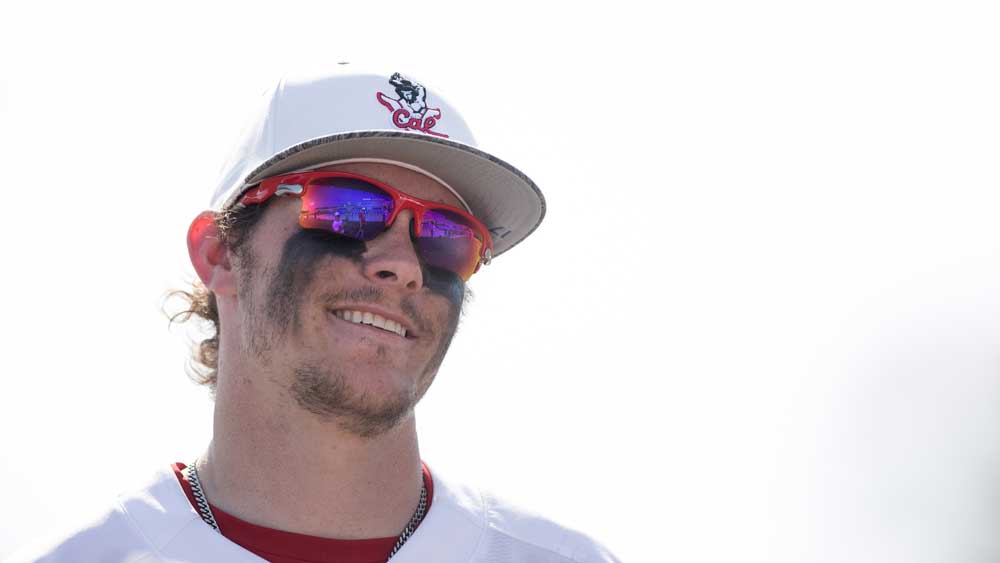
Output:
[376, 73, 449, 138]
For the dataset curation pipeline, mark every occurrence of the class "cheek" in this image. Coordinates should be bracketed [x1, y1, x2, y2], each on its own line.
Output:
[264, 230, 367, 327]
[252, 226, 465, 344]
[279, 229, 367, 266]
[275, 230, 465, 311]
[422, 266, 465, 309]
[427, 290, 464, 345]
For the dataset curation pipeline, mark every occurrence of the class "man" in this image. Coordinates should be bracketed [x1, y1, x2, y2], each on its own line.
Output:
[8, 68, 619, 562]
[330, 210, 344, 234]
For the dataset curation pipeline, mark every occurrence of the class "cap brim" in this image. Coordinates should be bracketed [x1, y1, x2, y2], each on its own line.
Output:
[226, 131, 545, 259]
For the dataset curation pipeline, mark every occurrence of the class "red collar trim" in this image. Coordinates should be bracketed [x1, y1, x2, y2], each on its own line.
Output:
[172, 462, 434, 563]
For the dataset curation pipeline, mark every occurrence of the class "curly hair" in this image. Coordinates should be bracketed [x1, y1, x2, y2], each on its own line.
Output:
[167, 202, 266, 390]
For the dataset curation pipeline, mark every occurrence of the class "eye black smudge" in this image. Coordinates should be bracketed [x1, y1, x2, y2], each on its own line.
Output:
[263, 228, 467, 332]
[421, 265, 465, 309]
[265, 229, 366, 331]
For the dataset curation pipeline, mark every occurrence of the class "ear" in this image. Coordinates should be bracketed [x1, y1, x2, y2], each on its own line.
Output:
[187, 211, 237, 297]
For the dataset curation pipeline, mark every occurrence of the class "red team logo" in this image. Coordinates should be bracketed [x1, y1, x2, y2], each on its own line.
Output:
[376, 73, 449, 138]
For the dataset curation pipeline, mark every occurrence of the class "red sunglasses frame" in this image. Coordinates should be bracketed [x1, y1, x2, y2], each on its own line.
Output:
[239, 171, 494, 276]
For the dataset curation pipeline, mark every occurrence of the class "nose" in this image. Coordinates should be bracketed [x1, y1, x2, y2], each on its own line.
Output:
[362, 209, 423, 290]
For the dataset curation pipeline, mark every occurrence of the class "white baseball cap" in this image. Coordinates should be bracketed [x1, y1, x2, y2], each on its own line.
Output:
[211, 67, 545, 259]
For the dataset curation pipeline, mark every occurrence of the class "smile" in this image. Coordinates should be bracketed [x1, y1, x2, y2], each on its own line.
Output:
[332, 309, 408, 338]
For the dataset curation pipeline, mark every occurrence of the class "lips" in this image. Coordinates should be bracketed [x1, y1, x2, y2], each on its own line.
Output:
[331, 309, 408, 338]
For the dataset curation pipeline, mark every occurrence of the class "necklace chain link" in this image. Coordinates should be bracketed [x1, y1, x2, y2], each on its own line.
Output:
[185, 460, 427, 561]
[184, 461, 221, 532]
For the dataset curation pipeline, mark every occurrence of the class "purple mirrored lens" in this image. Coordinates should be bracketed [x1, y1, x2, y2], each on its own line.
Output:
[299, 178, 394, 240]
[415, 210, 484, 280]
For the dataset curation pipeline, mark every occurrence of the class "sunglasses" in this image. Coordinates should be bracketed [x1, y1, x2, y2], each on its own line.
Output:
[240, 171, 493, 281]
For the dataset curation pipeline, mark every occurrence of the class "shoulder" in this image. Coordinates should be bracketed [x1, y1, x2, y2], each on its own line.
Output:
[478, 488, 621, 563]
[426, 469, 621, 563]
[4, 467, 202, 563]
[4, 502, 148, 563]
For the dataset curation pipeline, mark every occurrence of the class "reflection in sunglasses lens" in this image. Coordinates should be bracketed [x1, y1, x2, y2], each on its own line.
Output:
[298, 179, 484, 279]
[418, 210, 483, 280]
[301, 180, 394, 241]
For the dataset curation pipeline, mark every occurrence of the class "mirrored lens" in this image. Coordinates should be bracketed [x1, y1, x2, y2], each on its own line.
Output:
[299, 178, 394, 241]
[415, 209, 484, 280]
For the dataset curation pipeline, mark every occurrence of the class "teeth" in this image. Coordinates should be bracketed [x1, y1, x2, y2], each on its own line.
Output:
[334, 309, 408, 338]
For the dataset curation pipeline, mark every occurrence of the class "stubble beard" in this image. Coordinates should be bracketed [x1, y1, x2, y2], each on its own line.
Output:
[234, 229, 463, 439]
[289, 361, 417, 438]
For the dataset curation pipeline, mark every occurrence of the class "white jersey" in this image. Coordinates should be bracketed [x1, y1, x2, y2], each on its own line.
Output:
[6, 465, 620, 563]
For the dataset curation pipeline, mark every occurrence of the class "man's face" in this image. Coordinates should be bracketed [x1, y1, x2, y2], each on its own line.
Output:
[229, 162, 467, 437]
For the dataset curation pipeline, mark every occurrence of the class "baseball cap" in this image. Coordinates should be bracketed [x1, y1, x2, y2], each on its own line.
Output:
[211, 66, 545, 259]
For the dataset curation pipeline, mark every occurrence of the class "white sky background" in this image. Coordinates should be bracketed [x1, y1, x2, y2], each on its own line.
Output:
[1, 1, 1000, 561]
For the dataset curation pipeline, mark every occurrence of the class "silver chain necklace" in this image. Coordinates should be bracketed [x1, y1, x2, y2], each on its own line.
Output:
[184, 460, 428, 561]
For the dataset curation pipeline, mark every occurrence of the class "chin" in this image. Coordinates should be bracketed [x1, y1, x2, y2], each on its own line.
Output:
[289, 361, 421, 438]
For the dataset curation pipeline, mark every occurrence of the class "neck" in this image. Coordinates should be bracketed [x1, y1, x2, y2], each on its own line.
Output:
[196, 366, 424, 539]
